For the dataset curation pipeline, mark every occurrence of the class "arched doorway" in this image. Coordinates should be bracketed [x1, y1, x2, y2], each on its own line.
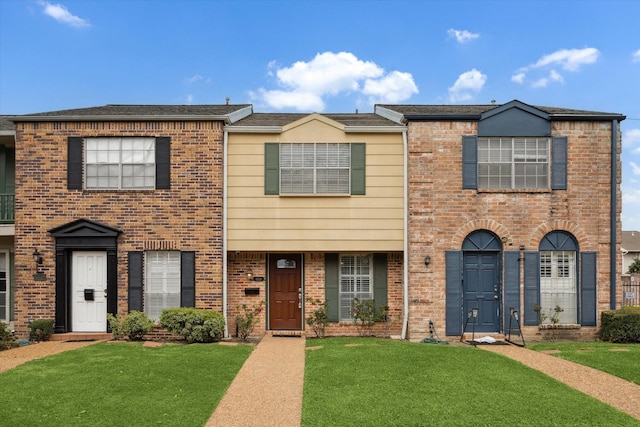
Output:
[462, 230, 502, 333]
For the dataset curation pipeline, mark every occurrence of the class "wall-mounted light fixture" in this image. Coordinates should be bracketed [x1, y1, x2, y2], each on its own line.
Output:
[519, 245, 525, 251]
[246, 268, 254, 281]
[33, 248, 46, 281]
[424, 255, 431, 267]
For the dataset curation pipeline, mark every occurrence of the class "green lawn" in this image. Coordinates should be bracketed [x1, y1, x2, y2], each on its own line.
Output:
[0, 342, 253, 427]
[302, 338, 640, 426]
[528, 341, 640, 385]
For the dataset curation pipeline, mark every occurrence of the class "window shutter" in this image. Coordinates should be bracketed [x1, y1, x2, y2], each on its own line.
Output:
[181, 251, 196, 307]
[107, 250, 118, 318]
[68, 137, 83, 189]
[155, 137, 171, 189]
[325, 253, 339, 322]
[462, 136, 477, 189]
[523, 252, 540, 326]
[128, 252, 144, 312]
[351, 143, 366, 195]
[580, 252, 597, 326]
[445, 251, 462, 335]
[551, 136, 567, 190]
[373, 253, 387, 307]
[265, 143, 279, 195]
[504, 251, 521, 334]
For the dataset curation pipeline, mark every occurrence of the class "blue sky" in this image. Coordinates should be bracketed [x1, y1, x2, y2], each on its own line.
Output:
[1, 0, 639, 230]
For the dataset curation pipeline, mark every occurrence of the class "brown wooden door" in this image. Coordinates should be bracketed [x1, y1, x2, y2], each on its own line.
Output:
[268, 254, 302, 330]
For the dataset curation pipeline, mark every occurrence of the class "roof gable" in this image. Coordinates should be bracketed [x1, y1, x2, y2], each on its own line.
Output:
[282, 113, 345, 133]
[478, 100, 551, 137]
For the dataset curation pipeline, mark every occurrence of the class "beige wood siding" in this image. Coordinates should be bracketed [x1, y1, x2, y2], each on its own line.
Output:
[227, 117, 404, 251]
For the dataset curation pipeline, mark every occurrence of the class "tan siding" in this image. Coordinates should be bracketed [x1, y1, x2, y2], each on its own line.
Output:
[227, 118, 405, 251]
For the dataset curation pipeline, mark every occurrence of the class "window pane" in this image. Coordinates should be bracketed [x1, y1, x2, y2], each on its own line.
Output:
[280, 142, 351, 194]
[339, 254, 373, 321]
[85, 137, 155, 190]
[145, 251, 181, 321]
[539, 251, 576, 324]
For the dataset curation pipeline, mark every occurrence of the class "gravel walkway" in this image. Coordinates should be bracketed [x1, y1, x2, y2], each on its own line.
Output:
[206, 334, 305, 427]
[482, 344, 640, 420]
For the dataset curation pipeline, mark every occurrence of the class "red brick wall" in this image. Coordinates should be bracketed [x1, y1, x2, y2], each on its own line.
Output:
[406, 120, 622, 340]
[13, 120, 226, 337]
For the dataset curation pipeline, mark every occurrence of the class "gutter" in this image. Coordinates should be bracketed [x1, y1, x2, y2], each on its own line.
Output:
[401, 129, 409, 340]
[223, 129, 229, 337]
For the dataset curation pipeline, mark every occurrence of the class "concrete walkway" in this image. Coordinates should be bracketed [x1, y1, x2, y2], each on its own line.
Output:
[206, 335, 306, 427]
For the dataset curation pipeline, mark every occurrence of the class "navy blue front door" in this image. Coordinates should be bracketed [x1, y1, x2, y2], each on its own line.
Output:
[463, 252, 500, 332]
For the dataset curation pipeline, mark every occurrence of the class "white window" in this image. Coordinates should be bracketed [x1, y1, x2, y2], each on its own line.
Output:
[85, 137, 155, 189]
[478, 137, 549, 189]
[540, 251, 576, 324]
[339, 254, 372, 321]
[144, 251, 180, 321]
[280, 143, 350, 194]
[0, 251, 8, 322]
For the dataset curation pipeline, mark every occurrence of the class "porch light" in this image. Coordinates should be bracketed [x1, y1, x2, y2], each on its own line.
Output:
[246, 268, 254, 281]
[32, 248, 46, 281]
[424, 255, 431, 267]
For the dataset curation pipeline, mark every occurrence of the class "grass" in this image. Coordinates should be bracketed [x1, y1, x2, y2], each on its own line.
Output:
[0, 342, 253, 427]
[302, 338, 639, 426]
[528, 341, 640, 385]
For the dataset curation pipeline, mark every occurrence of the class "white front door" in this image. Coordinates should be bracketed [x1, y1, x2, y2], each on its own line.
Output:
[72, 251, 107, 332]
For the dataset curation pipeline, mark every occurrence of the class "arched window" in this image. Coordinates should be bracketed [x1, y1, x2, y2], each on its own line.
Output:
[539, 231, 578, 324]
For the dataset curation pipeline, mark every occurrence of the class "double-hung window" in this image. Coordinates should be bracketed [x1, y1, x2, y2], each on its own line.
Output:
[478, 137, 549, 189]
[280, 143, 351, 194]
[339, 254, 372, 321]
[540, 250, 577, 324]
[144, 251, 181, 321]
[85, 137, 156, 189]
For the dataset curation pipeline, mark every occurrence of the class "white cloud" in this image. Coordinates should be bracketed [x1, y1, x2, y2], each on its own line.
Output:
[624, 128, 640, 152]
[38, 1, 89, 28]
[185, 75, 203, 84]
[447, 29, 480, 43]
[447, 69, 487, 102]
[253, 52, 418, 111]
[186, 94, 194, 104]
[630, 161, 640, 176]
[632, 49, 640, 63]
[512, 47, 599, 88]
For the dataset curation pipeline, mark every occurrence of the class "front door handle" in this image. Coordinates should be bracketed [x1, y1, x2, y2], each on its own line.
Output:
[104, 289, 108, 298]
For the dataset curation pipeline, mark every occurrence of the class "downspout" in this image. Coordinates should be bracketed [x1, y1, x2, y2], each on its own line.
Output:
[610, 119, 618, 310]
[223, 129, 229, 336]
[401, 129, 409, 340]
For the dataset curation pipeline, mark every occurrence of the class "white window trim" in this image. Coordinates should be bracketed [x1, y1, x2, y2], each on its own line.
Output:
[339, 253, 373, 321]
[85, 137, 156, 190]
[478, 137, 550, 189]
[0, 250, 9, 323]
[279, 143, 351, 195]
[540, 250, 577, 324]
[144, 251, 181, 321]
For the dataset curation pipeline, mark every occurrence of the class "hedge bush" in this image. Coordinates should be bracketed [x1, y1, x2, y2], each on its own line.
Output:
[107, 311, 155, 341]
[598, 307, 640, 343]
[1, 322, 17, 350]
[28, 319, 55, 342]
[160, 308, 225, 343]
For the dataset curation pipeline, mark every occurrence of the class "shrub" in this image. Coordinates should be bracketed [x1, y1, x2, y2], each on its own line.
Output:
[599, 307, 640, 343]
[306, 298, 328, 338]
[1, 322, 17, 350]
[107, 311, 154, 341]
[234, 302, 264, 341]
[351, 298, 389, 337]
[160, 308, 225, 343]
[28, 319, 55, 342]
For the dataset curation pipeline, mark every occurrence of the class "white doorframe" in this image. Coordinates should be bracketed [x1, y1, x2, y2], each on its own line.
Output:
[72, 251, 107, 332]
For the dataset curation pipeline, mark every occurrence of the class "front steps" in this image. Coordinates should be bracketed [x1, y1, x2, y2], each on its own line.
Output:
[50, 332, 111, 342]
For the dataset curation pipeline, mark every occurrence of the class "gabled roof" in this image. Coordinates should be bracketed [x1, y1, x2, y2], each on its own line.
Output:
[376, 100, 626, 123]
[226, 112, 405, 133]
[622, 231, 640, 252]
[8, 104, 253, 124]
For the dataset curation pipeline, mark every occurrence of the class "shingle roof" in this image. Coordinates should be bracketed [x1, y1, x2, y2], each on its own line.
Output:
[622, 231, 640, 251]
[377, 103, 625, 119]
[9, 104, 253, 121]
[229, 112, 403, 128]
[0, 116, 15, 132]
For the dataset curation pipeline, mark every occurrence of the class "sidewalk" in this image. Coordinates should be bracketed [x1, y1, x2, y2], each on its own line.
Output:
[206, 335, 306, 427]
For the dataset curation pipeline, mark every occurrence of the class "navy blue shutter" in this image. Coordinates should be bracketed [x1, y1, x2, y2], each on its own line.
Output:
[551, 136, 567, 190]
[462, 136, 477, 189]
[580, 252, 597, 326]
[155, 137, 171, 189]
[128, 252, 144, 312]
[264, 143, 279, 195]
[445, 251, 463, 335]
[180, 251, 196, 307]
[325, 253, 339, 322]
[523, 252, 540, 325]
[373, 253, 387, 307]
[503, 252, 521, 334]
[67, 137, 83, 189]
